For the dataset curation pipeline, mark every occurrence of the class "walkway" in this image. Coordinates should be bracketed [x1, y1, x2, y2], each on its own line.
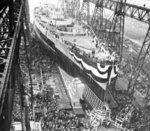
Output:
[46, 65, 72, 110]
[57, 66, 85, 116]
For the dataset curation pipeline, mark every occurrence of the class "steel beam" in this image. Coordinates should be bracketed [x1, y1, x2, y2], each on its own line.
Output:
[91, 0, 125, 61]
[91, 0, 104, 40]
[128, 25, 150, 94]
[81, 1, 90, 24]
[86, 0, 150, 24]
[8, 0, 14, 36]
[0, 0, 23, 122]
[71, 0, 80, 20]
[106, 0, 126, 62]
[0, 0, 9, 11]
[0, 6, 9, 25]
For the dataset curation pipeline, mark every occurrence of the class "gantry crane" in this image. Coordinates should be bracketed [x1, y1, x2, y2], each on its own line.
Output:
[80, 0, 150, 96]
[1, 0, 150, 130]
[88, 0, 126, 62]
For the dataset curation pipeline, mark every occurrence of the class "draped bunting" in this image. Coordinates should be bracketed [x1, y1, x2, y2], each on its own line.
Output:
[34, 14, 118, 86]
[69, 49, 118, 85]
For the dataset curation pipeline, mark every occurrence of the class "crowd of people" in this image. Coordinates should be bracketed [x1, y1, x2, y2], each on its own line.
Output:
[109, 89, 133, 125]
[67, 37, 119, 66]
[34, 84, 150, 131]
[108, 84, 150, 131]
[34, 86, 92, 131]
[11, 18, 150, 131]
[129, 105, 150, 131]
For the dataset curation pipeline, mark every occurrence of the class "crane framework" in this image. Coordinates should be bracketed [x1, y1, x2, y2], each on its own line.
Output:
[0, 0, 32, 130]
[80, 0, 150, 94]
[59, 0, 80, 19]
[1, 0, 150, 130]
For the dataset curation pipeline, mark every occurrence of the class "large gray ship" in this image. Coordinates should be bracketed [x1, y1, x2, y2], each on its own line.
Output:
[33, 3, 119, 110]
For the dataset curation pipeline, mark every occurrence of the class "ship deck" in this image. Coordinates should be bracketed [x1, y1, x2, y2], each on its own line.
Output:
[34, 18, 119, 108]
[53, 34, 118, 108]
[53, 35, 107, 90]
[60, 35, 95, 53]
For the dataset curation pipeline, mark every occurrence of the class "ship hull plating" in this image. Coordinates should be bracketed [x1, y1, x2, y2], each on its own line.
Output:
[34, 22, 118, 109]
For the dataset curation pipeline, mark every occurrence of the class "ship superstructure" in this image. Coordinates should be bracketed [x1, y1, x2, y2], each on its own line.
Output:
[33, 4, 119, 110]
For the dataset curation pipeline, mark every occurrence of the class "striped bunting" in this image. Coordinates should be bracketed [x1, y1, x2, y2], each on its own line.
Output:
[69, 49, 118, 85]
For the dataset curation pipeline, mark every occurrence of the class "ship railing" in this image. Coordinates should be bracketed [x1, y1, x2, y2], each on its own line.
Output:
[69, 45, 119, 66]
[80, 21, 119, 60]
[56, 29, 85, 36]
[35, 15, 119, 66]
[35, 13, 119, 64]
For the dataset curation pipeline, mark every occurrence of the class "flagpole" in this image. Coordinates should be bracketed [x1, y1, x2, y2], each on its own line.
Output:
[103, 82, 109, 102]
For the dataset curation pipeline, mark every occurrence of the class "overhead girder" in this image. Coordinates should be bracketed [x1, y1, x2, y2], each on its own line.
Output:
[88, 0, 150, 94]
[0, 0, 23, 128]
[85, 0, 150, 24]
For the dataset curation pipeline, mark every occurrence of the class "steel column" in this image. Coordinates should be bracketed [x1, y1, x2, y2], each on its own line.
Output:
[128, 25, 150, 94]
[81, 0, 90, 24]
[17, 59, 26, 131]
[106, 0, 126, 62]
[8, 0, 14, 36]
[91, 0, 105, 40]
[3, 19, 21, 131]
[0, 0, 23, 130]
[71, 0, 80, 20]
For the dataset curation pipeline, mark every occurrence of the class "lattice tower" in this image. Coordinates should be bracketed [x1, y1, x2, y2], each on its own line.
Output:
[80, 0, 90, 24]
[128, 23, 150, 94]
[57, 0, 66, 9]
[91, 0, 105, 40]
[71, 0, 80, 20]
[106, 0, 126, 62]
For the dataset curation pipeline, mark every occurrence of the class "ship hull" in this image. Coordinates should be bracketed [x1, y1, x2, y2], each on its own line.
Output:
[34, 21, 118, 109]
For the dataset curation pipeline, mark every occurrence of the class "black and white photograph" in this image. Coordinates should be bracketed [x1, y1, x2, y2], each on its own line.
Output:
[0, 0, 150, 131]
